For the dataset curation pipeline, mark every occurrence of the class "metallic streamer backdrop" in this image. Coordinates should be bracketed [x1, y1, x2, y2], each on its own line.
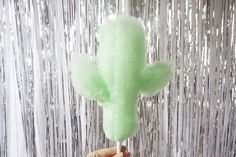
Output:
[0, 0, 236, 156]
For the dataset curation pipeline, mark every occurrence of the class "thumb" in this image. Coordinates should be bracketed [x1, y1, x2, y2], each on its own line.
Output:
[113, 152, 123, 157]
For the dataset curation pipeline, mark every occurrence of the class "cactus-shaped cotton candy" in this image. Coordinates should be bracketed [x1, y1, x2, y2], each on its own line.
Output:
[70, 16, 173, 141]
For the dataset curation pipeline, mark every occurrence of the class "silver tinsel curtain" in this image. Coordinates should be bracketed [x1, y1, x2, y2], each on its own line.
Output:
[0, 0, 236, 157]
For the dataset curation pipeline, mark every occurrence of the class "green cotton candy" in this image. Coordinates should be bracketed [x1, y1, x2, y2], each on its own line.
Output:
[70, 16, 173, 142]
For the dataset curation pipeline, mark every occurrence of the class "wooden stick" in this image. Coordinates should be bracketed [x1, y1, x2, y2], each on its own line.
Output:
[116, 141, 121, 154]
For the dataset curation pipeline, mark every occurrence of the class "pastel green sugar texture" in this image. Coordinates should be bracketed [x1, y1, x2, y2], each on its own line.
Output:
[70, 16, 173, 141]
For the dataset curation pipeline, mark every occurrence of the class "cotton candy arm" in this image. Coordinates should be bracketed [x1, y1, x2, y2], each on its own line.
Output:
[140, 61, 173, 96]
[70, 54, 110, 102]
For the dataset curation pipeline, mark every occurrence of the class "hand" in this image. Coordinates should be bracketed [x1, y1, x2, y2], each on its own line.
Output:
[86, 146, 131, 157]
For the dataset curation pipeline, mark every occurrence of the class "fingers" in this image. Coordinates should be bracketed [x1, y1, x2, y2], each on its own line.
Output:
[89, 147, 116, 157]
[86, 146, 130, 157]
[121, 146, 130, 157]
[113, 152, 130, 157]
[123, 149, 131, 157]
[120, 146, 128, 152]
[113, 147, 131, 157]
[113, 152, 123, 157]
